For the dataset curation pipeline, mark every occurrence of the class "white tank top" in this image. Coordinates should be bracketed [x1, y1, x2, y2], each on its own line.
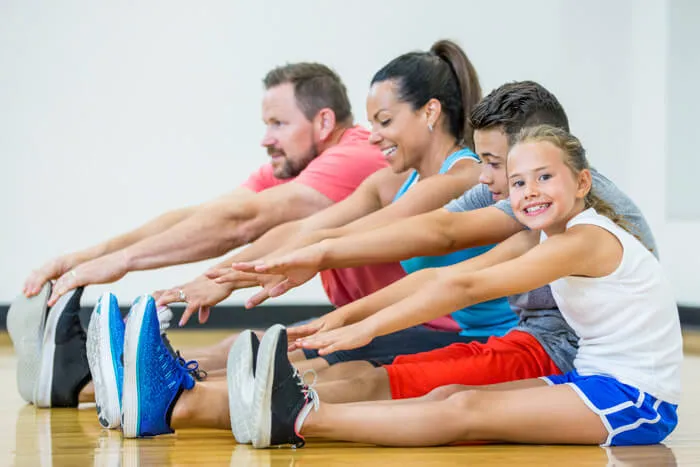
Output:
[542, 208, 682, 403]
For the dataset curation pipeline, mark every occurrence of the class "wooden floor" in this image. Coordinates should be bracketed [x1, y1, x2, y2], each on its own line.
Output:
[2, 330, 700, 466]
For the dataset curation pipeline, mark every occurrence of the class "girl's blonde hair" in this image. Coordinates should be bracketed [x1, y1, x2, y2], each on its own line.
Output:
[512, 125, 636, 236]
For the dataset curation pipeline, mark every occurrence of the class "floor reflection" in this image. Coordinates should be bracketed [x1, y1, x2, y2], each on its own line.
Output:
[8, 403, 687, 467]
[7, 350, 700, 467]
[604, 445, 677, 466]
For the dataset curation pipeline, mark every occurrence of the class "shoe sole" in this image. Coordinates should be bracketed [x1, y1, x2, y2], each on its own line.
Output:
[7, 283, 51, 404]
[121, 298, 147, 438]
[227, 330, 255, 444]
[252, 324, 285, 448]
[34, 288, 79, 407]
[87, 295, 121, 428]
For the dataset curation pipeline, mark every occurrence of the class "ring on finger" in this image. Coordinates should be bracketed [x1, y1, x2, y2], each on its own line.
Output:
[178, 289, 187, 302]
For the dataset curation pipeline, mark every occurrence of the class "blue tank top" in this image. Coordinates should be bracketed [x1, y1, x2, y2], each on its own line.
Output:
[393, 148, 518, 337]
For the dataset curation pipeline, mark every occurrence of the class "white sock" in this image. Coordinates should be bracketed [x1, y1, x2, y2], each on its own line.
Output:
[294, 400, 317, 435]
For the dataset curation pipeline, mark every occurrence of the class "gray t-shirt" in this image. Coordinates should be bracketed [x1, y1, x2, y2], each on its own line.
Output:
[444, 168, 658, 373]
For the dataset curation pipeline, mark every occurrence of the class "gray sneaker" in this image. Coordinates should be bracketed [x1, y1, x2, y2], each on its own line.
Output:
[227, 330, 260, 444]
[7, 282, 52, 403]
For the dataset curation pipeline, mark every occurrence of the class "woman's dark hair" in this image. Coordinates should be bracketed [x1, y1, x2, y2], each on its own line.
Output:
[371, 39, 481, 149]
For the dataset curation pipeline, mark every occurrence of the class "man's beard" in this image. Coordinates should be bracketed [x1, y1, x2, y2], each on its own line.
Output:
[274, 144, 319, 179]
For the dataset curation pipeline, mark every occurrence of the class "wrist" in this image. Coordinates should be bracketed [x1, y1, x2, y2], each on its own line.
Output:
[317, 238, 335, 270]
[316, 239, 330, 271]
[74, 247, 101, 265]
[328, 306, 351, 326]
[361, 315, 382, 340]
[120, 248, 136, 271]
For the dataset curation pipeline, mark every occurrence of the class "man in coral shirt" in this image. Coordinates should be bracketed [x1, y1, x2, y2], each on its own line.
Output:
[14, 62, 410, 408]
[24, 63, 399, 310]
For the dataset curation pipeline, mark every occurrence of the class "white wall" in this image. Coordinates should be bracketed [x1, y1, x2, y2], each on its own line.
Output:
[665, 0, 700, 305]
[1, 0, 696, 306]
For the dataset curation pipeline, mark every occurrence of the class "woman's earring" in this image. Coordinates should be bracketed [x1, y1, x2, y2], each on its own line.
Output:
[428, 123, 434, 132]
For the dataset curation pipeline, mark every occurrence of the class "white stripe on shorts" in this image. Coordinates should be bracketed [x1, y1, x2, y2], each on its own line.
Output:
[603, 398, 663, 447]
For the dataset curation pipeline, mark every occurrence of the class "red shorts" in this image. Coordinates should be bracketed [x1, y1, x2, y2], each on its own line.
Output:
[384, 330, 562, 399]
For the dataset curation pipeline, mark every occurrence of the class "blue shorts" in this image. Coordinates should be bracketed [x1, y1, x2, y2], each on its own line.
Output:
[542, 371, 678, 446]
[301, 325, 488, 366]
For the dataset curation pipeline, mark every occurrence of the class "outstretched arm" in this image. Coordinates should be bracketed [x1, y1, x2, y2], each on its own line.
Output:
[123, 183, 332, 270]
[23, 202, 205, 297]
[153, 172, 391, 324]
[46, 182, 333, 305]
[229, 206, 524, 304]
[226, 166, 501, 304]
[300, 228, 602, 355]
[286, 229, 540, 344]
[276, 159, 485, 253]
[319, 205, 524, 268]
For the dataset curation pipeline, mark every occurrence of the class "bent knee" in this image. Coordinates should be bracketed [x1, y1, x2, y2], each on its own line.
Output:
[352, 367, 391, 400]
[423, 384, 471, 401]
[446, 389, 491, 413]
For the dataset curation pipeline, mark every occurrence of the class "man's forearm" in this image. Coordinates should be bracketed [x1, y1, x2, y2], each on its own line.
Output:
[123, 208, 252, 271]
[78, 207, 196, 262]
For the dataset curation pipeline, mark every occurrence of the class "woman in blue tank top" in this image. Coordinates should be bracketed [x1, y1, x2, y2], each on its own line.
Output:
[217, 40, 518, 365]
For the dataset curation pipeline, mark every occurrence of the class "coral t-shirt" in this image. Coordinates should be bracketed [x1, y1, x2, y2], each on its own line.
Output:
[242, 126, 406, 307]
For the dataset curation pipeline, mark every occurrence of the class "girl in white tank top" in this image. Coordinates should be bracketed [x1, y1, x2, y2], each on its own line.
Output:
[245, 125, 683, 448]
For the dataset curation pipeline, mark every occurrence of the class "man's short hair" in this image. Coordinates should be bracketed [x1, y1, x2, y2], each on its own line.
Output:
[264, 63, 353, 124]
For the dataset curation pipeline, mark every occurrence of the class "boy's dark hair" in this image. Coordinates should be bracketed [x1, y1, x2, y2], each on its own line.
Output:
[264, 63, 353, 125]
[470, 81, 569, 146]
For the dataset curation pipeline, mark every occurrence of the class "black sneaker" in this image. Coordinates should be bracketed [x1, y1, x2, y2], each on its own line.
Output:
[227, 330, 260, 444]
[34, 287, 91, 407]
[252, 324, 319, 448]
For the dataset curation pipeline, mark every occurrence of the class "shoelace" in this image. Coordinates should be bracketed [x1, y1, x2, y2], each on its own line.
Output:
[290, 368, 319, 448]
[176, 352, 208, 381]
[293, 368, 319, 412]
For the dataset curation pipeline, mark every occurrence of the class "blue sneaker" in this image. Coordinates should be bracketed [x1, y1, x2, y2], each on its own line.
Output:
[87, 292, 124, 429]
[88, 294, 177, 429]
[121, 295, 201, 438]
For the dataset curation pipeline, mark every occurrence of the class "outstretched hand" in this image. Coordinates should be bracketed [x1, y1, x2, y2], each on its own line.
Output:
[24, 254, 77, 298]
[229, 243, 327, 300]
[47, 252, 128, 306]
[204, 268, 289, 308]
[155, 276, 237, 326]
[201, 268, 261, 290]
[295, 321, 376, 356]
[286, 312, 347, 351]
